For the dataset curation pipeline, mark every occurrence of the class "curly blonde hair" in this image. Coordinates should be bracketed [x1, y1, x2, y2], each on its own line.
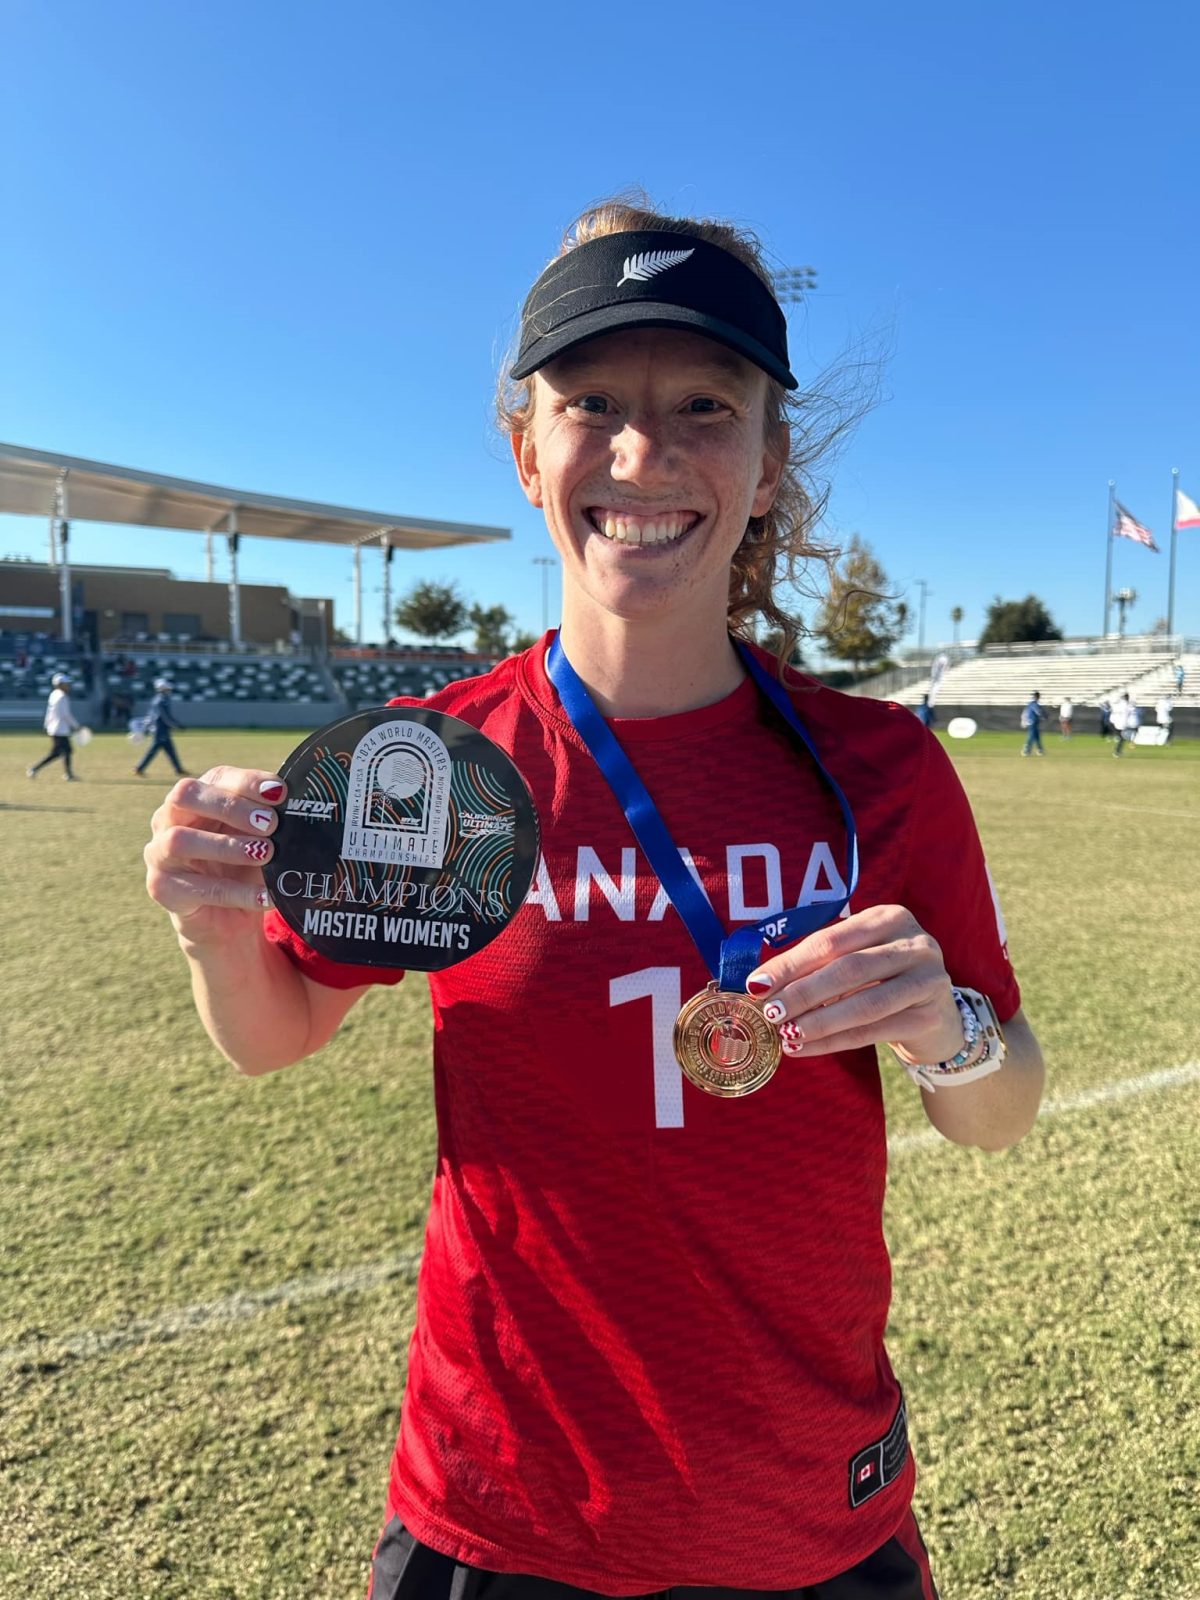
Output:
[497, 193, 863, 667]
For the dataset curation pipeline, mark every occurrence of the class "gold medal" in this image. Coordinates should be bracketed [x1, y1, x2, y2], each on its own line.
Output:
[673, 982, 782, 1097]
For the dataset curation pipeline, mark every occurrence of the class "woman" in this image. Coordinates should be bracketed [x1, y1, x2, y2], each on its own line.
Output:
[27, 671, 80, 780]
[144, 200, 1044, 1600]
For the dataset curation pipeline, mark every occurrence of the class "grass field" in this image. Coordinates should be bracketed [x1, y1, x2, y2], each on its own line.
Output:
[1, 726, 1198, 1600]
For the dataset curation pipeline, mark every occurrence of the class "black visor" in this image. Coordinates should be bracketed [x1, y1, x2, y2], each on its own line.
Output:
[510, 231, 798, 390]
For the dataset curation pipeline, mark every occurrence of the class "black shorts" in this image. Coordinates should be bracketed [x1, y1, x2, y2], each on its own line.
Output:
[365, 1511, 939, 1600]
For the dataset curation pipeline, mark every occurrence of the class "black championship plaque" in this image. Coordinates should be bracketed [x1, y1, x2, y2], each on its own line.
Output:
[263, 707, 539, 970]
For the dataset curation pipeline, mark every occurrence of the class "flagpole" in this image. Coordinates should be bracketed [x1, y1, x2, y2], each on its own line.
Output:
[1177, 464, 1184, 636]
[1103, 480, 1115, 637]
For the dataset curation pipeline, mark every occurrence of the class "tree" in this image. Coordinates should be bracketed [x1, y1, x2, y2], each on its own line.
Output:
[977, 595, 1063, 649]
[811, 535, 904, 677]
[394, 580, 468, 642]
[468, 603, 515, 655]
[510, 629, 539, 654]
[950, 605, 964, 644]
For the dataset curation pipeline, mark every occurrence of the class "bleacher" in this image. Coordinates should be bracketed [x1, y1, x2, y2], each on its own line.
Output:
[330, 654, 496, 708]
[1126, 651, 1200, 709]
[0, 640, 510, 726]
[100, 652, 330, 705]
[0, 651, 93, 701]
[888, 644, 1199, 712]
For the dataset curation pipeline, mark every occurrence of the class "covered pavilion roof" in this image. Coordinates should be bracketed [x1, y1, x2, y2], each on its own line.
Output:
[0, 442, 509, 549]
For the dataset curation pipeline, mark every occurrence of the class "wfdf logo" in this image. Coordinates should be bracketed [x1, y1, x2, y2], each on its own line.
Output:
[286, 798, 337, 821]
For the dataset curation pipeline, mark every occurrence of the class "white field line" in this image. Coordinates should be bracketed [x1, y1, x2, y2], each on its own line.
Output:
[887, 1059, 1200, 1154]
[4, 1060, 1199, 1372]
[1071, 803, 1199, 821]
[2, 1255, 424, 1370]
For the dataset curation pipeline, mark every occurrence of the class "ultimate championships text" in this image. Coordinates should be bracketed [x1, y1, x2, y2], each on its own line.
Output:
[270, 870, 509, 951]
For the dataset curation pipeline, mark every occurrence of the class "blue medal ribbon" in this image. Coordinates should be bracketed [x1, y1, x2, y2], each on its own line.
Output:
[545, 633, 859, 994]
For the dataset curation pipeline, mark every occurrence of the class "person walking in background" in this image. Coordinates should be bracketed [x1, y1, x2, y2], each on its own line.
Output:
[1058, 696, 1073, 738]
[1021, 690, 1046, 756]
[1175, 662, 1185, 694]
[1098, 698, 1112, 738]
[1155, 693, 1175, 744]
[1109, 692, 1135, 757]
[134, 678, 188, 776]
[914, 692, 936, 729]
[27, 671, 81, 780]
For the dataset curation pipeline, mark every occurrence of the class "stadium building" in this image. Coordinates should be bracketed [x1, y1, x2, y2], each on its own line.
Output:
[0, 558, 334, 650]
[0, 443, 510, 728]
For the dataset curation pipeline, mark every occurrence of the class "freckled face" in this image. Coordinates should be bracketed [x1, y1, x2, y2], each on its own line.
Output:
[512, 327, 784, 627]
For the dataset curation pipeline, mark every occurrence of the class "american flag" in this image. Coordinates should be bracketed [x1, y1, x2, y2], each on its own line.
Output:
[1112, 502, 1158, 551]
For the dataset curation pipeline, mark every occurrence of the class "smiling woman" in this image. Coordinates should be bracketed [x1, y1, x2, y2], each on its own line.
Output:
[497, 197, 843, 666]
[511, 324, 787, 686]
[144, 193, 1043, 1600]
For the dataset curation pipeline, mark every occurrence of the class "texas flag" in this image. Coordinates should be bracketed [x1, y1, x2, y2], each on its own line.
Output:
[1113, 502, 1158, 551]
[1176, 488, 1200, 530]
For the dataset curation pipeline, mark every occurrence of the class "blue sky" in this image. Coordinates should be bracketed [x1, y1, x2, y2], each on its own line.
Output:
[2, 0, 1197, 654]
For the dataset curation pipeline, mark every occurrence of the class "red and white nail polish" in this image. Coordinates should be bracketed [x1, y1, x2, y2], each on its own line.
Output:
[258, 780, 285, 803]
[255, 888, 270, 909]
[745, 974, 773, 997]
[762, 1000, 786, 1024]
[780, 1021, 806, 1055]
[249, 808, 273, 833]
[244, 838, 271, 863]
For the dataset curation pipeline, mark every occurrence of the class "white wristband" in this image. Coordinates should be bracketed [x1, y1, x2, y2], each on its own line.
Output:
[889, 987, 1006, 1094]
[894, 1049, 1003, 1095]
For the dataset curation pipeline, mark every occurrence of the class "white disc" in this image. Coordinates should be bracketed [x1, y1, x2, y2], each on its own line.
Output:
[74, 726, 93, 746]
[947, 717, 978, 739]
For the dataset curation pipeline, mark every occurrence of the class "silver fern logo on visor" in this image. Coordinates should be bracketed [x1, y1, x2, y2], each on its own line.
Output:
[616, 248, 695, 287]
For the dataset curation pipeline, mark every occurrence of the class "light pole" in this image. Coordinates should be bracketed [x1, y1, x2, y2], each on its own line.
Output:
[1113, 587, 1137, 638]
[914, 579, 930, 653]
[532, 556, 555, 632]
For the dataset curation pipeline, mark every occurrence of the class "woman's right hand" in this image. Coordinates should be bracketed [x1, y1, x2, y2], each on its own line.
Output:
[144, 767, 287, 945]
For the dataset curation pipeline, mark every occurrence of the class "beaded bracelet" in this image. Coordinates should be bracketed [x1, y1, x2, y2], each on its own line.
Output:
[888, 988, 999, 1094]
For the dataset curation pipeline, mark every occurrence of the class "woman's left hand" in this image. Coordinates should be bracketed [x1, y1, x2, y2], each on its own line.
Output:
[747, 905, 965, 1063]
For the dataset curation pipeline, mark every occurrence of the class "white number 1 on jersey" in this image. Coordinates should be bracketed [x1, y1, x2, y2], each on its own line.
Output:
[609, 967, 685, 1129]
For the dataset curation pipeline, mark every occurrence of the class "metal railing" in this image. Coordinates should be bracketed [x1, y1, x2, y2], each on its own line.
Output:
[838, 665, 931, 698]
[977, 633, 1193, 658]
[101, 637, 316, 659]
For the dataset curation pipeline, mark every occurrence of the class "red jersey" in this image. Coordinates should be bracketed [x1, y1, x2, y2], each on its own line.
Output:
[265, 636, 1019, 1595]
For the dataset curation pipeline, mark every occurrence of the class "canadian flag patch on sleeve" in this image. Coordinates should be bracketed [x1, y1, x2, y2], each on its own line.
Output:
[848, 1395, 909, 1508]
